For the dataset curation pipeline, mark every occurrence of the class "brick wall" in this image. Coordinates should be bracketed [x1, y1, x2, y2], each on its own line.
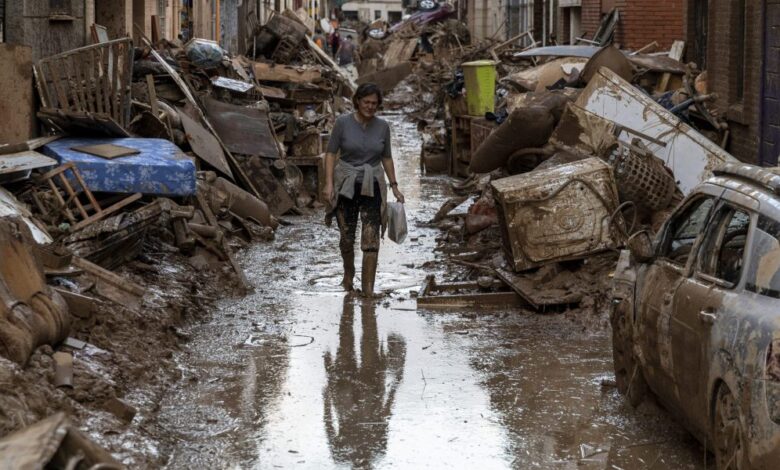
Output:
[622, 0, 684, 49]
[577, 0, 684, 49]
[705, 0, 762, 163]
[581, 0, 602, 39]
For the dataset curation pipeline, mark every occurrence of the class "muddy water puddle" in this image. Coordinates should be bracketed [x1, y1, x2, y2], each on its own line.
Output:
[157, 115, 704, 469]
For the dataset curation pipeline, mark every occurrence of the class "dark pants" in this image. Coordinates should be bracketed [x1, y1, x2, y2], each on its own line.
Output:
[336, 183, 381, 257]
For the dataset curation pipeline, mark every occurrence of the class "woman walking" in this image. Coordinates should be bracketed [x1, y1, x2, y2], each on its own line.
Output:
[323, 83, 405, 296]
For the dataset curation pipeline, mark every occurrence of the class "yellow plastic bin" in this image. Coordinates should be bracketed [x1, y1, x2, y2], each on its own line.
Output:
[462, 60, 498, 116]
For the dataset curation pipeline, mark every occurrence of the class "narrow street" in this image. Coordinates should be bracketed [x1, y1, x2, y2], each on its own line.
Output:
[155, 114, 705, 469]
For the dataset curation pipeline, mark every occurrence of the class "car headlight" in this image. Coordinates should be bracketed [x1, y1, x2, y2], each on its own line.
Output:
[765, 339, 780, 423]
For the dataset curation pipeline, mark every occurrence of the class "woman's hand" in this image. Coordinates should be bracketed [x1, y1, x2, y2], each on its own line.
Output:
[392, 185, 405, 204]
[323, 182, 335, 206]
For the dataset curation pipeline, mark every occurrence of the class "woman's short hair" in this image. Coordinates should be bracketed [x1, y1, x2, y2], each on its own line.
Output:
[353, 83, 382, 108]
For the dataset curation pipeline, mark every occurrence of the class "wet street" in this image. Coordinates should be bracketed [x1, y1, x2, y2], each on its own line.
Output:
[156, 114, 707, 469]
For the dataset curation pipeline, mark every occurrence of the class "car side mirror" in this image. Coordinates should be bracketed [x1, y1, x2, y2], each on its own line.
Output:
[627, 230, 654, 263]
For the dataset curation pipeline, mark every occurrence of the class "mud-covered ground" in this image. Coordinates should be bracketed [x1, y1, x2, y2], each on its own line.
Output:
[148, 114, 707, 468]
[0, 109, 708, 468]
[0, 234, 245, 467]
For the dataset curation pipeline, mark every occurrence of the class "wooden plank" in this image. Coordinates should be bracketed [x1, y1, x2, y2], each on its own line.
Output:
[71, 143, 140, 159]
[90, 49, 105, 114]
[416, 275, 524, 308]
[111, 42, 121, 124]
[120, 42, 133, 126]
[71, 255, 146, 297]
[383, 38, 418, 69]
[71, 193, 142, 232]
[64, 57, 82, 113]
[101, 48, 113, 119]
[70, 54, 88, 112]
[178, 108, 234, 178]
[655, 40, 685, 93]
[81, 54, 97, 113]
[146, 74, 159, 116]
[252, 62, 323, 84]
[47, 61, 70, 111]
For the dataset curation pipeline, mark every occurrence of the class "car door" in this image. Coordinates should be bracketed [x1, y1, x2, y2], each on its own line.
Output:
[671, 202, 753, 436]
[637, 195, 715, 406]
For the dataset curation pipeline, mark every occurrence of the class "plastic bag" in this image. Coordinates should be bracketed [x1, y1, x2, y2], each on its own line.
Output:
[387, 202, 407, 244]
[184, 39, 225, 69]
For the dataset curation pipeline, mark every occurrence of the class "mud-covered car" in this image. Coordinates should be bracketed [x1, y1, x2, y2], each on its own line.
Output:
[611, 163, 780, 469]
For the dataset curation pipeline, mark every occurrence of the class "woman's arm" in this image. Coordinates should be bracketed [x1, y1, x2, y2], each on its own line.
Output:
[323, 118, 344, 205]
[323, 152, 338, 204]
[382, 157, 404, 203]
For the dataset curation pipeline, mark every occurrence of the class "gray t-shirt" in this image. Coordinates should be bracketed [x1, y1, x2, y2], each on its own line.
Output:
[327, 114, 392, 170]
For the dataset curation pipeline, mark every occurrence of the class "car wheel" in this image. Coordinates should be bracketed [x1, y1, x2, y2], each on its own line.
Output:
[419, 0, 437, 10]
[610, 298, 647, 407]
[713, 384, 747, 470]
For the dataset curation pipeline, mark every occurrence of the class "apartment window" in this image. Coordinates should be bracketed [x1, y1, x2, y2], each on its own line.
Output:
[508, 0, 534, 45]
[375, 10, 381, 20]
[734, 0, 746, 101]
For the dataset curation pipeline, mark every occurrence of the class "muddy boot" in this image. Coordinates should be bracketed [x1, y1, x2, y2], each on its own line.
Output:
[341, 251, 355, 291]
[361, 251, 378, 297]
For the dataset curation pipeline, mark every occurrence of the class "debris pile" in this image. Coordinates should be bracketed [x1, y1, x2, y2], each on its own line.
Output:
[0, 8, 352, 464]
[398, 25, 737, 320]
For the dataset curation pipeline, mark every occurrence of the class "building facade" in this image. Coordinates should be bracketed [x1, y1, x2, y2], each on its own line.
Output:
[698, 0, 766, 165]
[341, 0, 404, 23]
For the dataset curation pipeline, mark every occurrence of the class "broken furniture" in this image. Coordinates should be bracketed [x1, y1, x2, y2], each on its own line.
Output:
[417, 275, 524, 308]
[0, 217, 71, 365]
[495, 268, 584, 311]
[32, 163, 142, 233]
[62, 198, 175, 268]
[576, 67, 737, 195]
[34, 38, 134, 132]
[202, 97, 282, 159]
[491, 157, 624, 272]
[0, 151, 58, 184]
[42, 137, 196, 197]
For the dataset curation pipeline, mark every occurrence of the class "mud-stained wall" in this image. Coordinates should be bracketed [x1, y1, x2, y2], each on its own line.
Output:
[95, 0, 133, 40]
[5, 0, 89, 60]
[0, 45, 35, 144]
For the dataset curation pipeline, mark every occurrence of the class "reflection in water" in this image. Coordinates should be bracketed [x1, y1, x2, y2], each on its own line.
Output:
[323, 297, 407, 468]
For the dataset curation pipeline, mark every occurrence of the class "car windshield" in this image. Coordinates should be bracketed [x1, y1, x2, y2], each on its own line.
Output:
[746, 215, 780, 298]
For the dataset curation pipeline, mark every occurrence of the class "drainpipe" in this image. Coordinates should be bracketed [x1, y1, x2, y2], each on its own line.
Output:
[549, 0, 553, 42]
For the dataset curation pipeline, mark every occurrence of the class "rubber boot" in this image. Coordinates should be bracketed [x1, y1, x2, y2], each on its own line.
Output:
[361, 251, 378, 297]
[341, 250, 355, 291]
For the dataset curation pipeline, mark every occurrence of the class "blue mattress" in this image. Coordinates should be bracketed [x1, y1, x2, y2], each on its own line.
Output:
[42, 137, 196, 196]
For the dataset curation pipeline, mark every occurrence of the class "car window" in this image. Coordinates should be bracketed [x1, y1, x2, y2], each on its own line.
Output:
[746, 216, 780, 298]
[697, 206, 750, 286]
[661, 197, 714, 265]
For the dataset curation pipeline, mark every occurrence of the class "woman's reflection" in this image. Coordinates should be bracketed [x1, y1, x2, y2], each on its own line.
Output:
[323, 297, 406, 468]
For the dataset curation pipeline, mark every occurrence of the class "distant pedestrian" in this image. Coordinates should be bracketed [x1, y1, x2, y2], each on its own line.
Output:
[330, 31, 341, 57]
[336, 35, 357, 66]
[313, 26, 326, 50]
[323, 83, 405, 296]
